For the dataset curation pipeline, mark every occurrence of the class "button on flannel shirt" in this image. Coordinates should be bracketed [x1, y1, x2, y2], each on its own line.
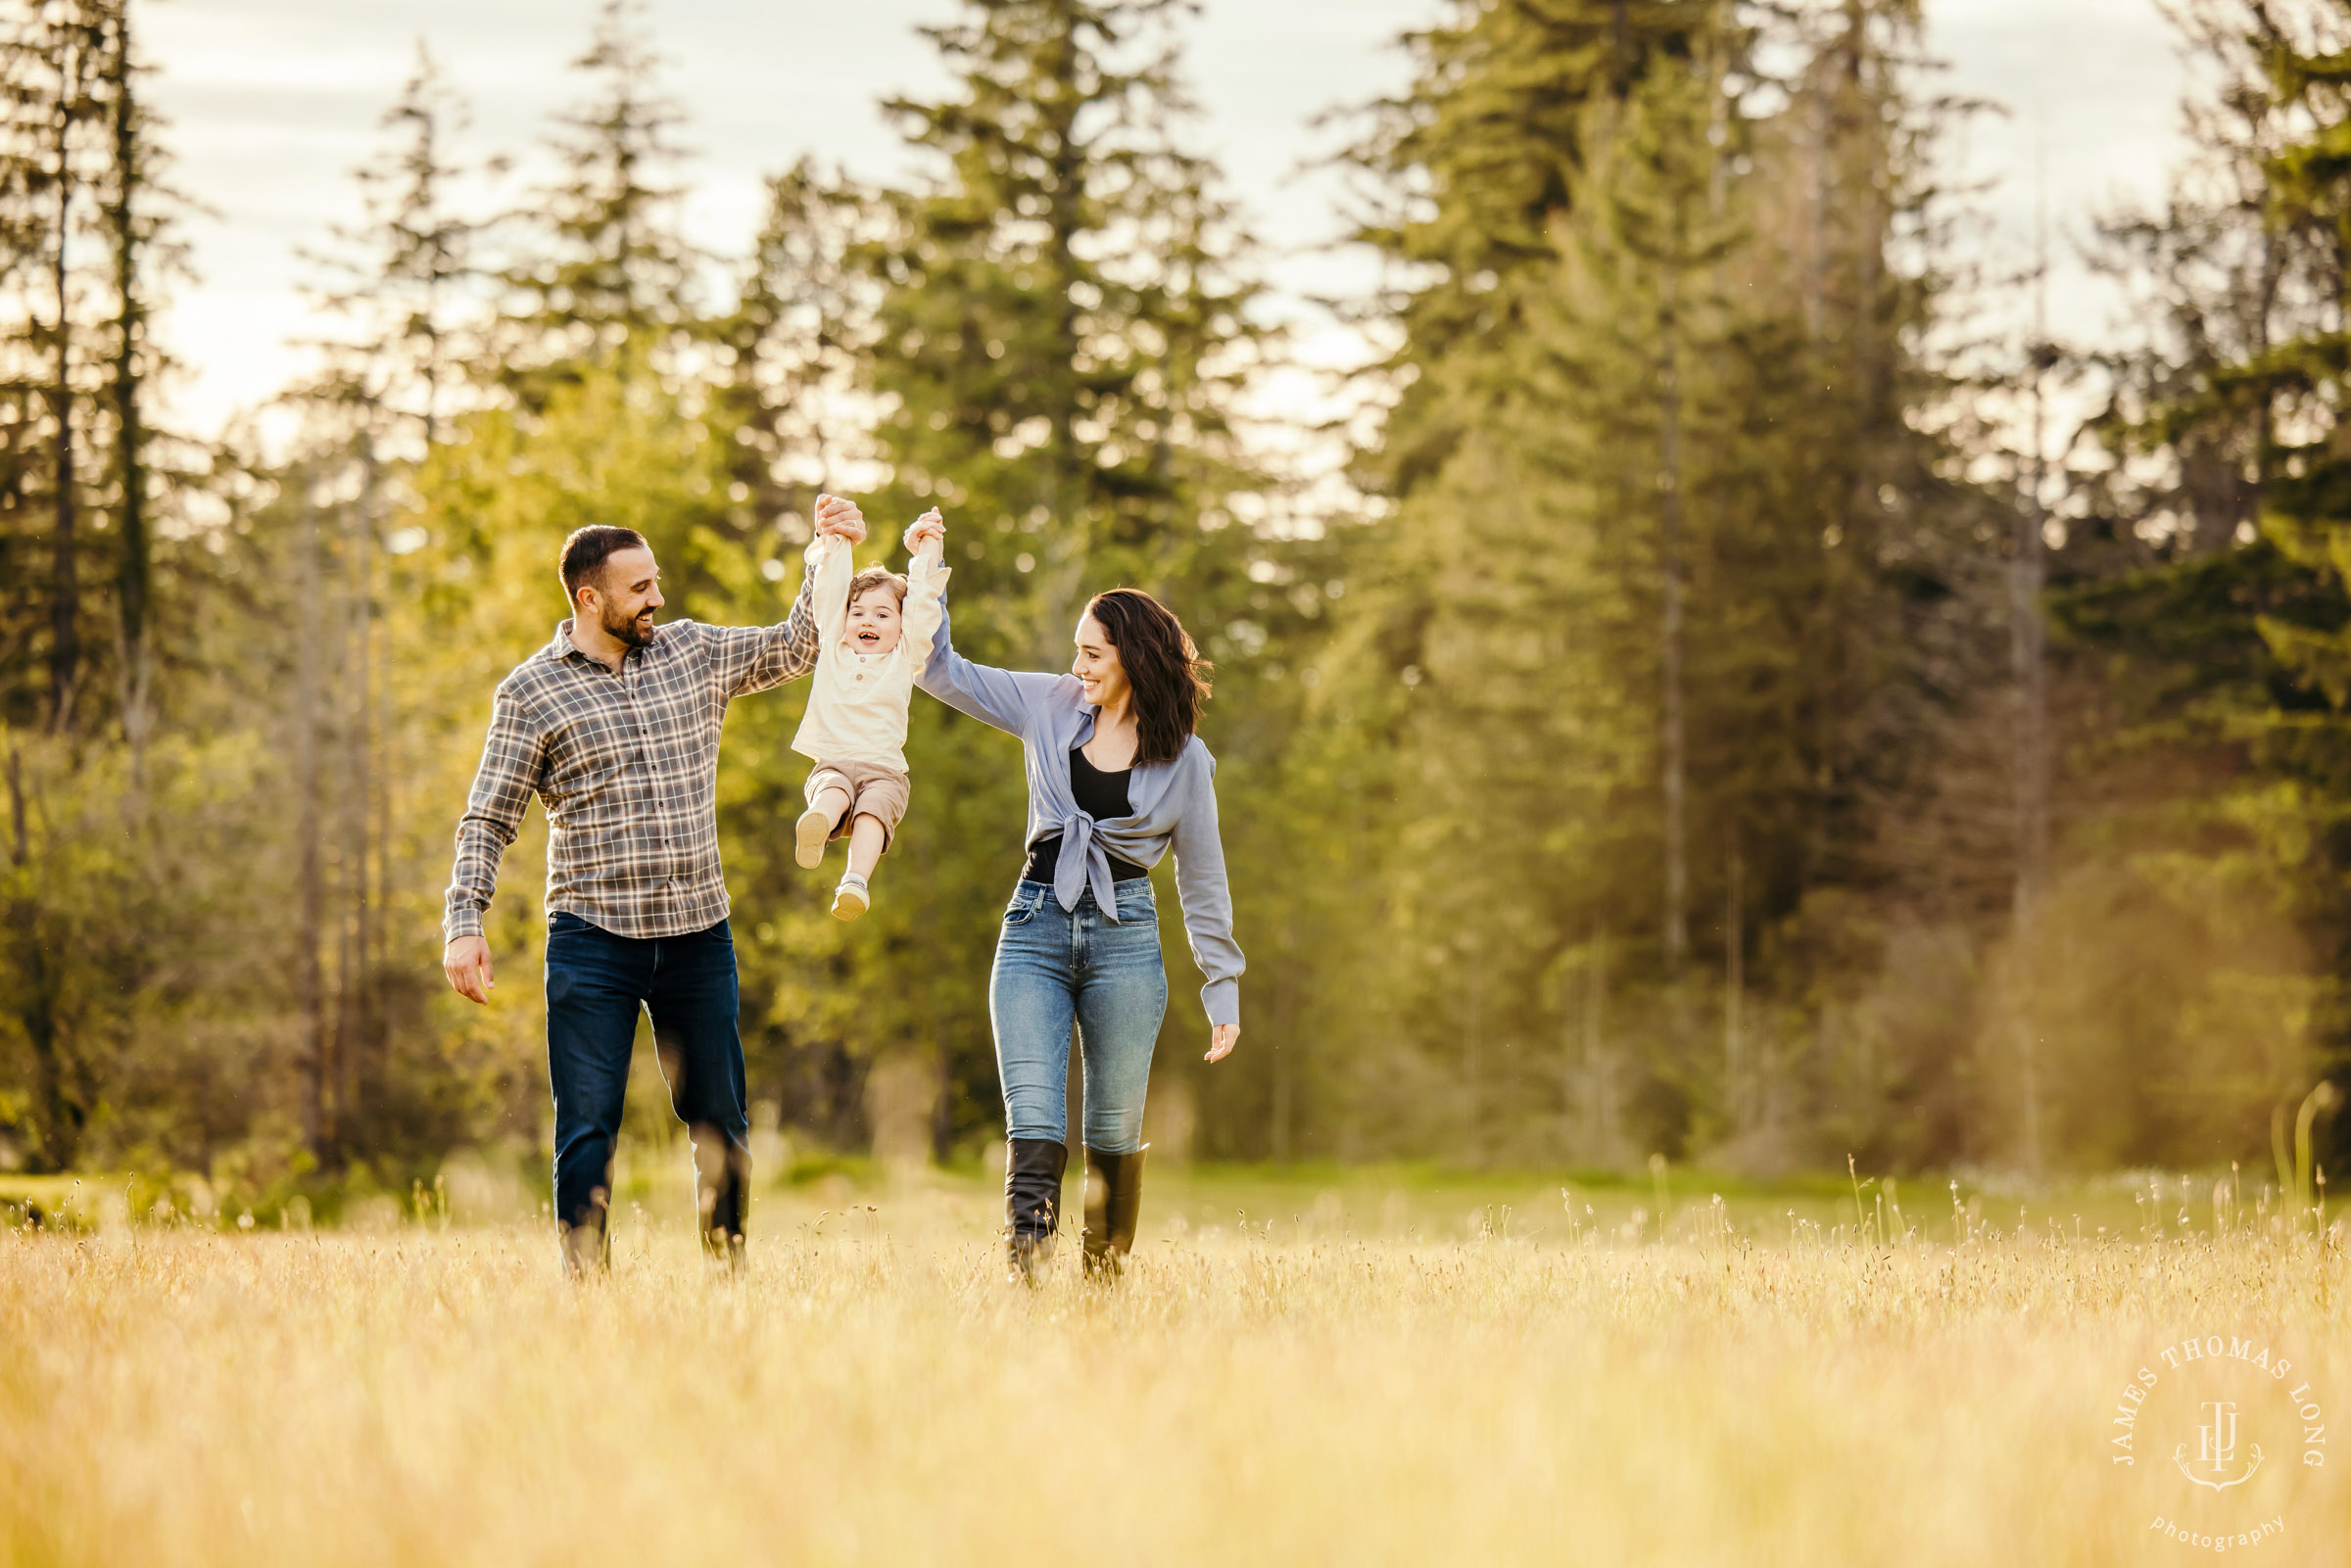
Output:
[443, 575, 818, 944]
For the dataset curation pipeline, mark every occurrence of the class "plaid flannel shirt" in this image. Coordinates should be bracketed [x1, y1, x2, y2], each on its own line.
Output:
[443, 572, 818, 944]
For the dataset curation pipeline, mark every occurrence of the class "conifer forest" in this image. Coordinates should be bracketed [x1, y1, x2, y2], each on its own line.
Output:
[4, 0, 2349, 1202]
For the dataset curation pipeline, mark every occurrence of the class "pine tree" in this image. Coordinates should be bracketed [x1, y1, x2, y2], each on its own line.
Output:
[95, 0, 186, 766]
[0, 8, 43, 580]
[1985, 0, 2351, 1170]
[2072, 3, 2351, 1153]
[501, 0, 696, 385]
[1326, 0, 1729, 1158]
[717, 160, 888, 535]
[13, 1, 106, 734]
[311, 45, 483, 448]
[790, 0, 1276, 1151]
[1345, 0, 1708, 500]
[0, 0, 186, 747]
[870, 0, 1265, 662]
[0, 0, 194, 1172]
[1318, 0, 1997, 1164]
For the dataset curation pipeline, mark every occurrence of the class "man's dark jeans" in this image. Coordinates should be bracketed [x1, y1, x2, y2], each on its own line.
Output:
[544, 912, 750, 1266]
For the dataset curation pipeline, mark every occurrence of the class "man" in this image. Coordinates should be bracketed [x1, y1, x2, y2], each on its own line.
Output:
[442, 495, 867, 1274]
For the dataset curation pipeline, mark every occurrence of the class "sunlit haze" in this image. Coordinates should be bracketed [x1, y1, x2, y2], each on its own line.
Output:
[144, 0, 2185, 444]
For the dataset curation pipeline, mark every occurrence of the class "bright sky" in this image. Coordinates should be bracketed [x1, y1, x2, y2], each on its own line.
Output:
[141, 0, 2187, 442]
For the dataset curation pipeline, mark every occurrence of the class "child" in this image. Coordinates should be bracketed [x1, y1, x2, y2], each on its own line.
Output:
[792, 500, 950, 920]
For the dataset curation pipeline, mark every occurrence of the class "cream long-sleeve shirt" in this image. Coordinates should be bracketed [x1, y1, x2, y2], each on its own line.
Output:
[789, 534, 949, 774]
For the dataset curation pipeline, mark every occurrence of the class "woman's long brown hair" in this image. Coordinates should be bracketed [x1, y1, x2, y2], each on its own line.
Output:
[1084, 589, 1213, 767]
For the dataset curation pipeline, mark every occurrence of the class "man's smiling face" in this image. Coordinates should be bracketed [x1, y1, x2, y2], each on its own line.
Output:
[845, 583, 904, 655]
[588, 546, 662, 647]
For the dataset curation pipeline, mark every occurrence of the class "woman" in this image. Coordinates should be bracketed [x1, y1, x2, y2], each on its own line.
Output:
[911, 515, 1242, 1282]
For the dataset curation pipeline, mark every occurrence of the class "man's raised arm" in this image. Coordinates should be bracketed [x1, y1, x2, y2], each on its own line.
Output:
[709, 494, 869, 697]
[442, 686, 547, 1004]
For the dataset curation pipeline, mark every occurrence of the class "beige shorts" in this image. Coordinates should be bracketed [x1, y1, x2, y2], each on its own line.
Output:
[805, 760, 911, 849]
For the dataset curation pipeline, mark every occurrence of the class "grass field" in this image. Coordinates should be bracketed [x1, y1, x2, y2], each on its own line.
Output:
[2, 1167, 2345, 1566]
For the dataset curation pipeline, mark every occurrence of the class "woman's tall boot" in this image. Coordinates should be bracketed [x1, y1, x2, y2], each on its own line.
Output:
[1004, 1138, 1067, 1284]
[1081, 1145, 1147, 1280]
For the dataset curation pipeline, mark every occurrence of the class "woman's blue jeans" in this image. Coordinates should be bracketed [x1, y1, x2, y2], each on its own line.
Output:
[990, 879, 1168, 1154]
[543, 912, 750, 1258]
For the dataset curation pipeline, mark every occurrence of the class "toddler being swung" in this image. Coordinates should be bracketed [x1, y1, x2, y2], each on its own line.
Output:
[792, 502, 950, 919]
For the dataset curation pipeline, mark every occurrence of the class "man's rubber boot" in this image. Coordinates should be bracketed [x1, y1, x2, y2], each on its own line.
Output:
[1004, 1138, 1068, 1285]
[558, 1208, 610, 1280]
[1081, 1145, 1147, 1281]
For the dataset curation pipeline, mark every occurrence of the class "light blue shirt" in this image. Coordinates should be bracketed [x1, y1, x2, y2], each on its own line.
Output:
[919, 606, 1245, 1026]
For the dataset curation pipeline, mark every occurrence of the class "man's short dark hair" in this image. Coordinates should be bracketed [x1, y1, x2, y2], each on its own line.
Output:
[559, 526, 650, 606]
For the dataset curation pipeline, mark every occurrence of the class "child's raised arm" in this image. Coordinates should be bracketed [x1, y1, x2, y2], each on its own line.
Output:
[901, 507, 944, 559]
[803, 519, 855, 647]
[899, 510, 951, 676]
[906, 510, 1074, 735]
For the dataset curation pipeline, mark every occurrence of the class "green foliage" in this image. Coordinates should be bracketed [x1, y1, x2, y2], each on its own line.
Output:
[498, 0, 699, 393]
[1305, 0, 2014, 1167]
[827, 0, 1281, 1146]
[6, 0, 2337, 1189]
[866, 0, 1265, 656]
[1347, 0, 1716, 496]
[2048, 0, 2351, 1170]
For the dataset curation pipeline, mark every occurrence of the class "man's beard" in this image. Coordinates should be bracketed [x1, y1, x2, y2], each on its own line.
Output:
[602, 602, 654, 648]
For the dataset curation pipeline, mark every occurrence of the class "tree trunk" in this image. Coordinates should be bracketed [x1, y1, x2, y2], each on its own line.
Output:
[1801, 44, 1827, 341]
[7, 746, 81, 1172]
[335, 446, 377, 1150]
[297, 489, 332, 1164]
[1581, 928, 1612, 1162]
[1657, 282, 1689, 975]
[2011, 171, 2053, 1175]
[1032, 45, 1089, 665]
[47, 30, 82, 735]
[106, 4, 149, 770]
[1724, 836, 1744, 1130]
[362, 446, 386, 1105]
[1463, 933, 1482, 1148]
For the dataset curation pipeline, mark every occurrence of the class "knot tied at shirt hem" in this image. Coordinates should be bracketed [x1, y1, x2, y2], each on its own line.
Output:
[1051, 812, 1128, 921]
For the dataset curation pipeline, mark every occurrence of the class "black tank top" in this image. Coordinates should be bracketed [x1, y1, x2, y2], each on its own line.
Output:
[1025, 745, 1149, 884]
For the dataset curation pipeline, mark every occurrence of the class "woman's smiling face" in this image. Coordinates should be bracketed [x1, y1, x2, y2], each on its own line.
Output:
[1073, 613, 1129, 709]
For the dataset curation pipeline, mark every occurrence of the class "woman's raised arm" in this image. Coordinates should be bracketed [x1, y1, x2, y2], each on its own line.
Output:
[916, 600, 1074, 736]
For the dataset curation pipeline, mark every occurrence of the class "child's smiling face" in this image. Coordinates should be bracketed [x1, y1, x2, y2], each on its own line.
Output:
[845, 583, 904, 655]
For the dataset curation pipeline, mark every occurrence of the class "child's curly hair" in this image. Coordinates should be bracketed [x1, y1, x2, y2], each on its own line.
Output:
[847, 565, 908, 607]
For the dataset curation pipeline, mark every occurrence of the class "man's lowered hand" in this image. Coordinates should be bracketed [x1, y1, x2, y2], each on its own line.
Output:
[444, 935, 495, 1005]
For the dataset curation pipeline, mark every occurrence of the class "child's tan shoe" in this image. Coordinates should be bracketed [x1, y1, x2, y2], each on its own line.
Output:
[795, 806, 833, 870]
[831, 873, 870, 922]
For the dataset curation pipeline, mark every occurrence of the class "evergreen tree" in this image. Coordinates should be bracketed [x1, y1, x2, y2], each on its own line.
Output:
[0, 0, 190, 746]
[96, 0, 187, 765]
[2062, 0, 2351, 1166]
[310, 45, 483, 448]
[0, 0, 199, 1174]
[1346, 0, 1706, 499]
[1319, 0, 1998, 1165]
[869, 0, 1266, 661]
[280, 49, 493, 1165]
[500, 0, 696, 385]
[717, 160, 888, 535]
[821, 0, 1274, 1151]
[3, 1, 107, 734]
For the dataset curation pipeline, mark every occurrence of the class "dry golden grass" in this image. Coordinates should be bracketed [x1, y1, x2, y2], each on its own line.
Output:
[1, 1184, 2345, 1567]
